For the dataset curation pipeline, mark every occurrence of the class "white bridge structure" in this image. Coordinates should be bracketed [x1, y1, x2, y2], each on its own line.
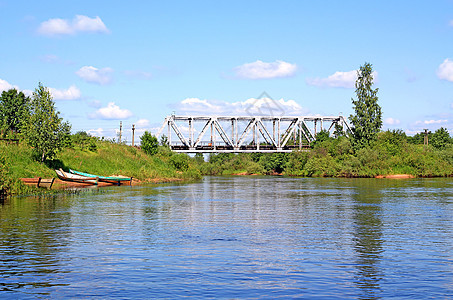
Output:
[157, 115, 351, 153]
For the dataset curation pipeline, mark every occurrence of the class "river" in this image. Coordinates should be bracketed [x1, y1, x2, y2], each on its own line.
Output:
[1, 176, 452, 299]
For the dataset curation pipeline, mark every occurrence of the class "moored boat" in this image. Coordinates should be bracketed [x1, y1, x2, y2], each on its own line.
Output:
[55, 169, 98, 185]
[69, 169, 132, 185]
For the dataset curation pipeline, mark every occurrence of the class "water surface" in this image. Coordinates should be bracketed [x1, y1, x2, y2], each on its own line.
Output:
[1, 177, 452, 299]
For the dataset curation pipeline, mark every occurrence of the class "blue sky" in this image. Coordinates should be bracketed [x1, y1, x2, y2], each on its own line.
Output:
[1, 0, 453, 142]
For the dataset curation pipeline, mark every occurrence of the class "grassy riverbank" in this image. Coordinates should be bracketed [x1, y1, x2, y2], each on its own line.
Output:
[0, 140, 201, 195]
[2, 130, 453, 196]
[199, 132, 453, 178]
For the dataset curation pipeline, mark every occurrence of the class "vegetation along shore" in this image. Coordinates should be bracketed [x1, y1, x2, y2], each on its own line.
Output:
[1, 63, 453, 196]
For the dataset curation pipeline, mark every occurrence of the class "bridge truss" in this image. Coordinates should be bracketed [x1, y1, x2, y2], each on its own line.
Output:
[157, 115, 351, 153]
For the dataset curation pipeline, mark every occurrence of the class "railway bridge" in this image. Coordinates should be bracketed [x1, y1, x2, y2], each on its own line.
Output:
[157, 115, 351, 153]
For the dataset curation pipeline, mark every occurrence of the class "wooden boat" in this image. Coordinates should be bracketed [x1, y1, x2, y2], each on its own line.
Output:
[55, 169, 98, 185]
[69, 169, 132, 185]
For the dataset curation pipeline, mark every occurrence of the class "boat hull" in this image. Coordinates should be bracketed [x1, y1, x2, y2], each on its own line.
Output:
[55, 169, 98, 185]
[69, 169, 132, 185]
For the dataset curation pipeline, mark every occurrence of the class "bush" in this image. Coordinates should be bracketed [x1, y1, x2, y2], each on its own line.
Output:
[259, 153, 288, 174]
[376, 130, 407, 156]
[285, 151, 309, 176]
[0, 152, 11, 194]
[141, 131, 159, 155]
[169, 153, 190, 171]
[304, 155, 337, 177]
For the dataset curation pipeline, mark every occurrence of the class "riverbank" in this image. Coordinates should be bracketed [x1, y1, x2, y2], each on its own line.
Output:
[198, 136, 453, 178]
[0, 140, 201, 195]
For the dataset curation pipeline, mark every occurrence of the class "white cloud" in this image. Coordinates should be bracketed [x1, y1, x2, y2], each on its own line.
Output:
[437, 59, 453, 82]
[87, 128, 105, 137]
[0, 79, 30, 96]
[22, 90, 34, 97]
[0, 79, 15, 92]
[384, 117, 401, 125]
[416, 119, 448, 125]
[307, 70, 357, 88]
[89, 102, 133, 120]
[175, 96, 307, 116]
[307, 70, 378, 88]
[38, 15, 109, 36]
[135, 119, 150, 128]
[76, 66, 113, 85]
[49, 85, 81, 100]
[234, 60, 297, 79]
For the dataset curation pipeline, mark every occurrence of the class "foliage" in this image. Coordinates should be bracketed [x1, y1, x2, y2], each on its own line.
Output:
[376, 130, 407, 156]
[169, 153, 190, 171]
[160, 134, 169, 146]
[311, 130, 331, 148]
[194, 153, 205, 164]
[71, 131, 98, 152]
[140, 131, 159, 155]
[430, 127, 451, 149]
[0, 151, 11, 192]
[23, 83, 71, 162]
[349, 62, 382, 150]
[0, 88, 30, 137]
[259, 153, 288, 173]
[196, 127, 453, 178]
[284, 151, 310, 176]
[407, 132, 425, 144]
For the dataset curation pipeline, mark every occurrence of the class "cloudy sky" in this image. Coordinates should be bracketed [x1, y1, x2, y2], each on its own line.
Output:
[1, 1, 453, 141]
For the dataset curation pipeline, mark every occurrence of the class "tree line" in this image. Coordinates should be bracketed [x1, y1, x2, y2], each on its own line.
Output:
[1, 63, 452, 178]
[0, 83, 99, 162]
[198, 63, 453, 177]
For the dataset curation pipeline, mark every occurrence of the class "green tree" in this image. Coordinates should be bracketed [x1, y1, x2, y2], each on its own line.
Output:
[376, 129, 407, 156]
[23, 83, 71, 162]
[0, 88, 30, 137]
[194, 152, 205, 164]
[407, 132, 425, 144]
[141, 131, 159, 155]
[160, 134, 169, 146]
[349, 62, 382, 150]
[312, 129, 331, 148]
[430, 127, 451, 149]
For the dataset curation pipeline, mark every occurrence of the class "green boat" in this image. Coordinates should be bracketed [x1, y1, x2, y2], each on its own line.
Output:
[69, 169, 132, 185]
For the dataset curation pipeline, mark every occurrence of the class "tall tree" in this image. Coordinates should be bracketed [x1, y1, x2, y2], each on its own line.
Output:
[349, 62, 382, 150]
[0, 89, 30, 137]
[430, 127, 451, 149]
[23, 83, 71, 162]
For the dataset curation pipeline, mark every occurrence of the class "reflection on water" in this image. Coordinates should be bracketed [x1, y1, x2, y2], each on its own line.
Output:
[352, 181, 384, 299]
[1, 177, 453, 298]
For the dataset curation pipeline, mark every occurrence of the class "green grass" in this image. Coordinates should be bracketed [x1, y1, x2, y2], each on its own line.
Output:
[0, 140, 201, 195]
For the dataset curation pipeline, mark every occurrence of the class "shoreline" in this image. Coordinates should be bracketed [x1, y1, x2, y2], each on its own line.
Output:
[19, 177, 185, 191]
[232, 172, 419, 179]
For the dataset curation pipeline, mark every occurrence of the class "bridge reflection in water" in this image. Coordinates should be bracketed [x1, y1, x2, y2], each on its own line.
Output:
[157, 115, 351, 153]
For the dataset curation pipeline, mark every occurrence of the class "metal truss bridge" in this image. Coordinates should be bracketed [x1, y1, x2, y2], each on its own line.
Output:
[157, 115, 351, 153]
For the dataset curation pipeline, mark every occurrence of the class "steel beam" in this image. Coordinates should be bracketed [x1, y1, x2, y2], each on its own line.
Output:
[157, 115, 351, 153]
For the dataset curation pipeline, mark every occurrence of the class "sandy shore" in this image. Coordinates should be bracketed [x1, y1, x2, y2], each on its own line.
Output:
[375, 174, 415, 179]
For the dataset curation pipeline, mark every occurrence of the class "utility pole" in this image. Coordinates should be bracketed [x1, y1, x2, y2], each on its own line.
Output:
[424, 129, 429, 149]
[119, 121, 122, 144]
[132, 124, 135, 147]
